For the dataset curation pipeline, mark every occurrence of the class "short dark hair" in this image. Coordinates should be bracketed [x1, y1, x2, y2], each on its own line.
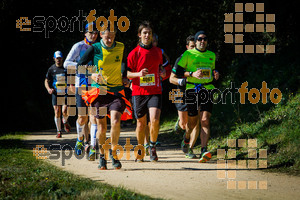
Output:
[138, 21, 153, 35]
[186, 35, 195, 45]
[101, 21, 118, 34]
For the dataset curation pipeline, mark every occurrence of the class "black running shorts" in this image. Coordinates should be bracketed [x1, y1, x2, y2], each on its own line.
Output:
[91, 93, 126, 119]
[185, 89, 213, 116]
[132, 94, 162, 119]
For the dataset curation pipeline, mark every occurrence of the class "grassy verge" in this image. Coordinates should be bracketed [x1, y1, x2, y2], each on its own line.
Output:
[159, 93, 300, 175]
[0, 133, 160, 200]
[203, 93, 300, 175]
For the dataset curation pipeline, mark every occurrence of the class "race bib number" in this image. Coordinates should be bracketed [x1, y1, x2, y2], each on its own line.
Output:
[140, 74, 155, 86]
[198, 68, 211, 79]
[56, 74, 67, 94]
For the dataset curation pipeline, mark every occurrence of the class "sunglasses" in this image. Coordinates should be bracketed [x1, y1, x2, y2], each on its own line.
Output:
[197, 37, 208, 41]
[88, 31, 98, 34]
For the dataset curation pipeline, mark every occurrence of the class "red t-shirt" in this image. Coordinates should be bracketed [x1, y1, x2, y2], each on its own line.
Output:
[127, 45, 163, 96]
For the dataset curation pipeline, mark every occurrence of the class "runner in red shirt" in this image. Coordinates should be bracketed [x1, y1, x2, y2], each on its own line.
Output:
[127, 21, 166, 162]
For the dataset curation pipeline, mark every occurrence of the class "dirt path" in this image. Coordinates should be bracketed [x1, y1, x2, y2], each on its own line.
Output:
[24, 128, 300, 200]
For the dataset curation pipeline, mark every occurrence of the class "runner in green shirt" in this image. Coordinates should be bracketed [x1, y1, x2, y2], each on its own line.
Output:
[173, 31, 219, 163]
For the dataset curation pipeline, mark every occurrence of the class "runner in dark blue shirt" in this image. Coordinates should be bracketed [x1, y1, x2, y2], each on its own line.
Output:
[45, 51, 71, 138]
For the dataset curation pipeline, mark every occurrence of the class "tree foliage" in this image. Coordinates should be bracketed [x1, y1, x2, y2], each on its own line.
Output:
[3, 0, 299, 132]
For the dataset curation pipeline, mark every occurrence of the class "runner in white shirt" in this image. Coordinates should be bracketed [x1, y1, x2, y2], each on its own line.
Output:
[64, 22, 99, 160]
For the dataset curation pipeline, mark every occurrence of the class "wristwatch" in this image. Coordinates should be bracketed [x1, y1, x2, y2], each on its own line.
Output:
[189, 71, 193, 77]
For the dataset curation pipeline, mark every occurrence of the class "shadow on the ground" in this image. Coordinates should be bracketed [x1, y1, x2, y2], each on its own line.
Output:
[22, 125, 137, 150]
[23, 124, 181, 152]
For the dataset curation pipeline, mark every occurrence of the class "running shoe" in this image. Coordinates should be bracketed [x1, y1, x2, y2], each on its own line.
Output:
[181, 133, 189, 154]
[64, 122, 71, 133]
[150, 146, 158, 162]
[98, 156, 107, 170]
[109, 149, 122, 169]
[75, 139, 84, 156]
[155, 141, 161, 147]
[135, 158, 144, 163]
[111, 158, 122, 169]
[144, 144, 150, 156]
[84, 142, 90, 153]
[88, 148, 96, 161]
[56, 131, 62, 138]
[185, 148, 197, 159]
[200, 147, 208, 157]
[199, 148, 212, 163]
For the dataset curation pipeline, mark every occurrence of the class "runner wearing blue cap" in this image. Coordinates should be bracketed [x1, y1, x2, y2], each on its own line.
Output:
[64, 22, 99, 159]
[45, 51, 70, 138]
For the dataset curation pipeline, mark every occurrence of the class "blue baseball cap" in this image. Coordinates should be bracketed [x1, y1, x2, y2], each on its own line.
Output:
[85, 22, 97, 32]
[53, 51, 63, 58]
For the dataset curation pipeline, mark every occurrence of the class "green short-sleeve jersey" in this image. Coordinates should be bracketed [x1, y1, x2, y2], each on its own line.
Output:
[177, 48, 216, 90]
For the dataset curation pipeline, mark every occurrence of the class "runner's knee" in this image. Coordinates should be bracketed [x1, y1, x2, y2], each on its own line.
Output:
[150, 117, 160, 126]
[62, 105, 68, 115]
[54, 106, 61, 117]
[77, 116, 88, 126]
[137, 120, 147, 130]
[111, 118, 121, 127]
[89, 115, 97, 124]
[179, 120, 187, 130]
[187, 117, 198, 130]
[200, 118, 210, 127]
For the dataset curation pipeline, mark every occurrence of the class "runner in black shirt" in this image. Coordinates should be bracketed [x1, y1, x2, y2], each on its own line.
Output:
[45, 51, 71, 138]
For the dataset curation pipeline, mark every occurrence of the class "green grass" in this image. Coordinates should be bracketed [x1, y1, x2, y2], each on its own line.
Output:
[203, 93, 300, 175]
[159, 93, 300, 175]
[1, 92, 298, 199]
[0, 134, 161, 200]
